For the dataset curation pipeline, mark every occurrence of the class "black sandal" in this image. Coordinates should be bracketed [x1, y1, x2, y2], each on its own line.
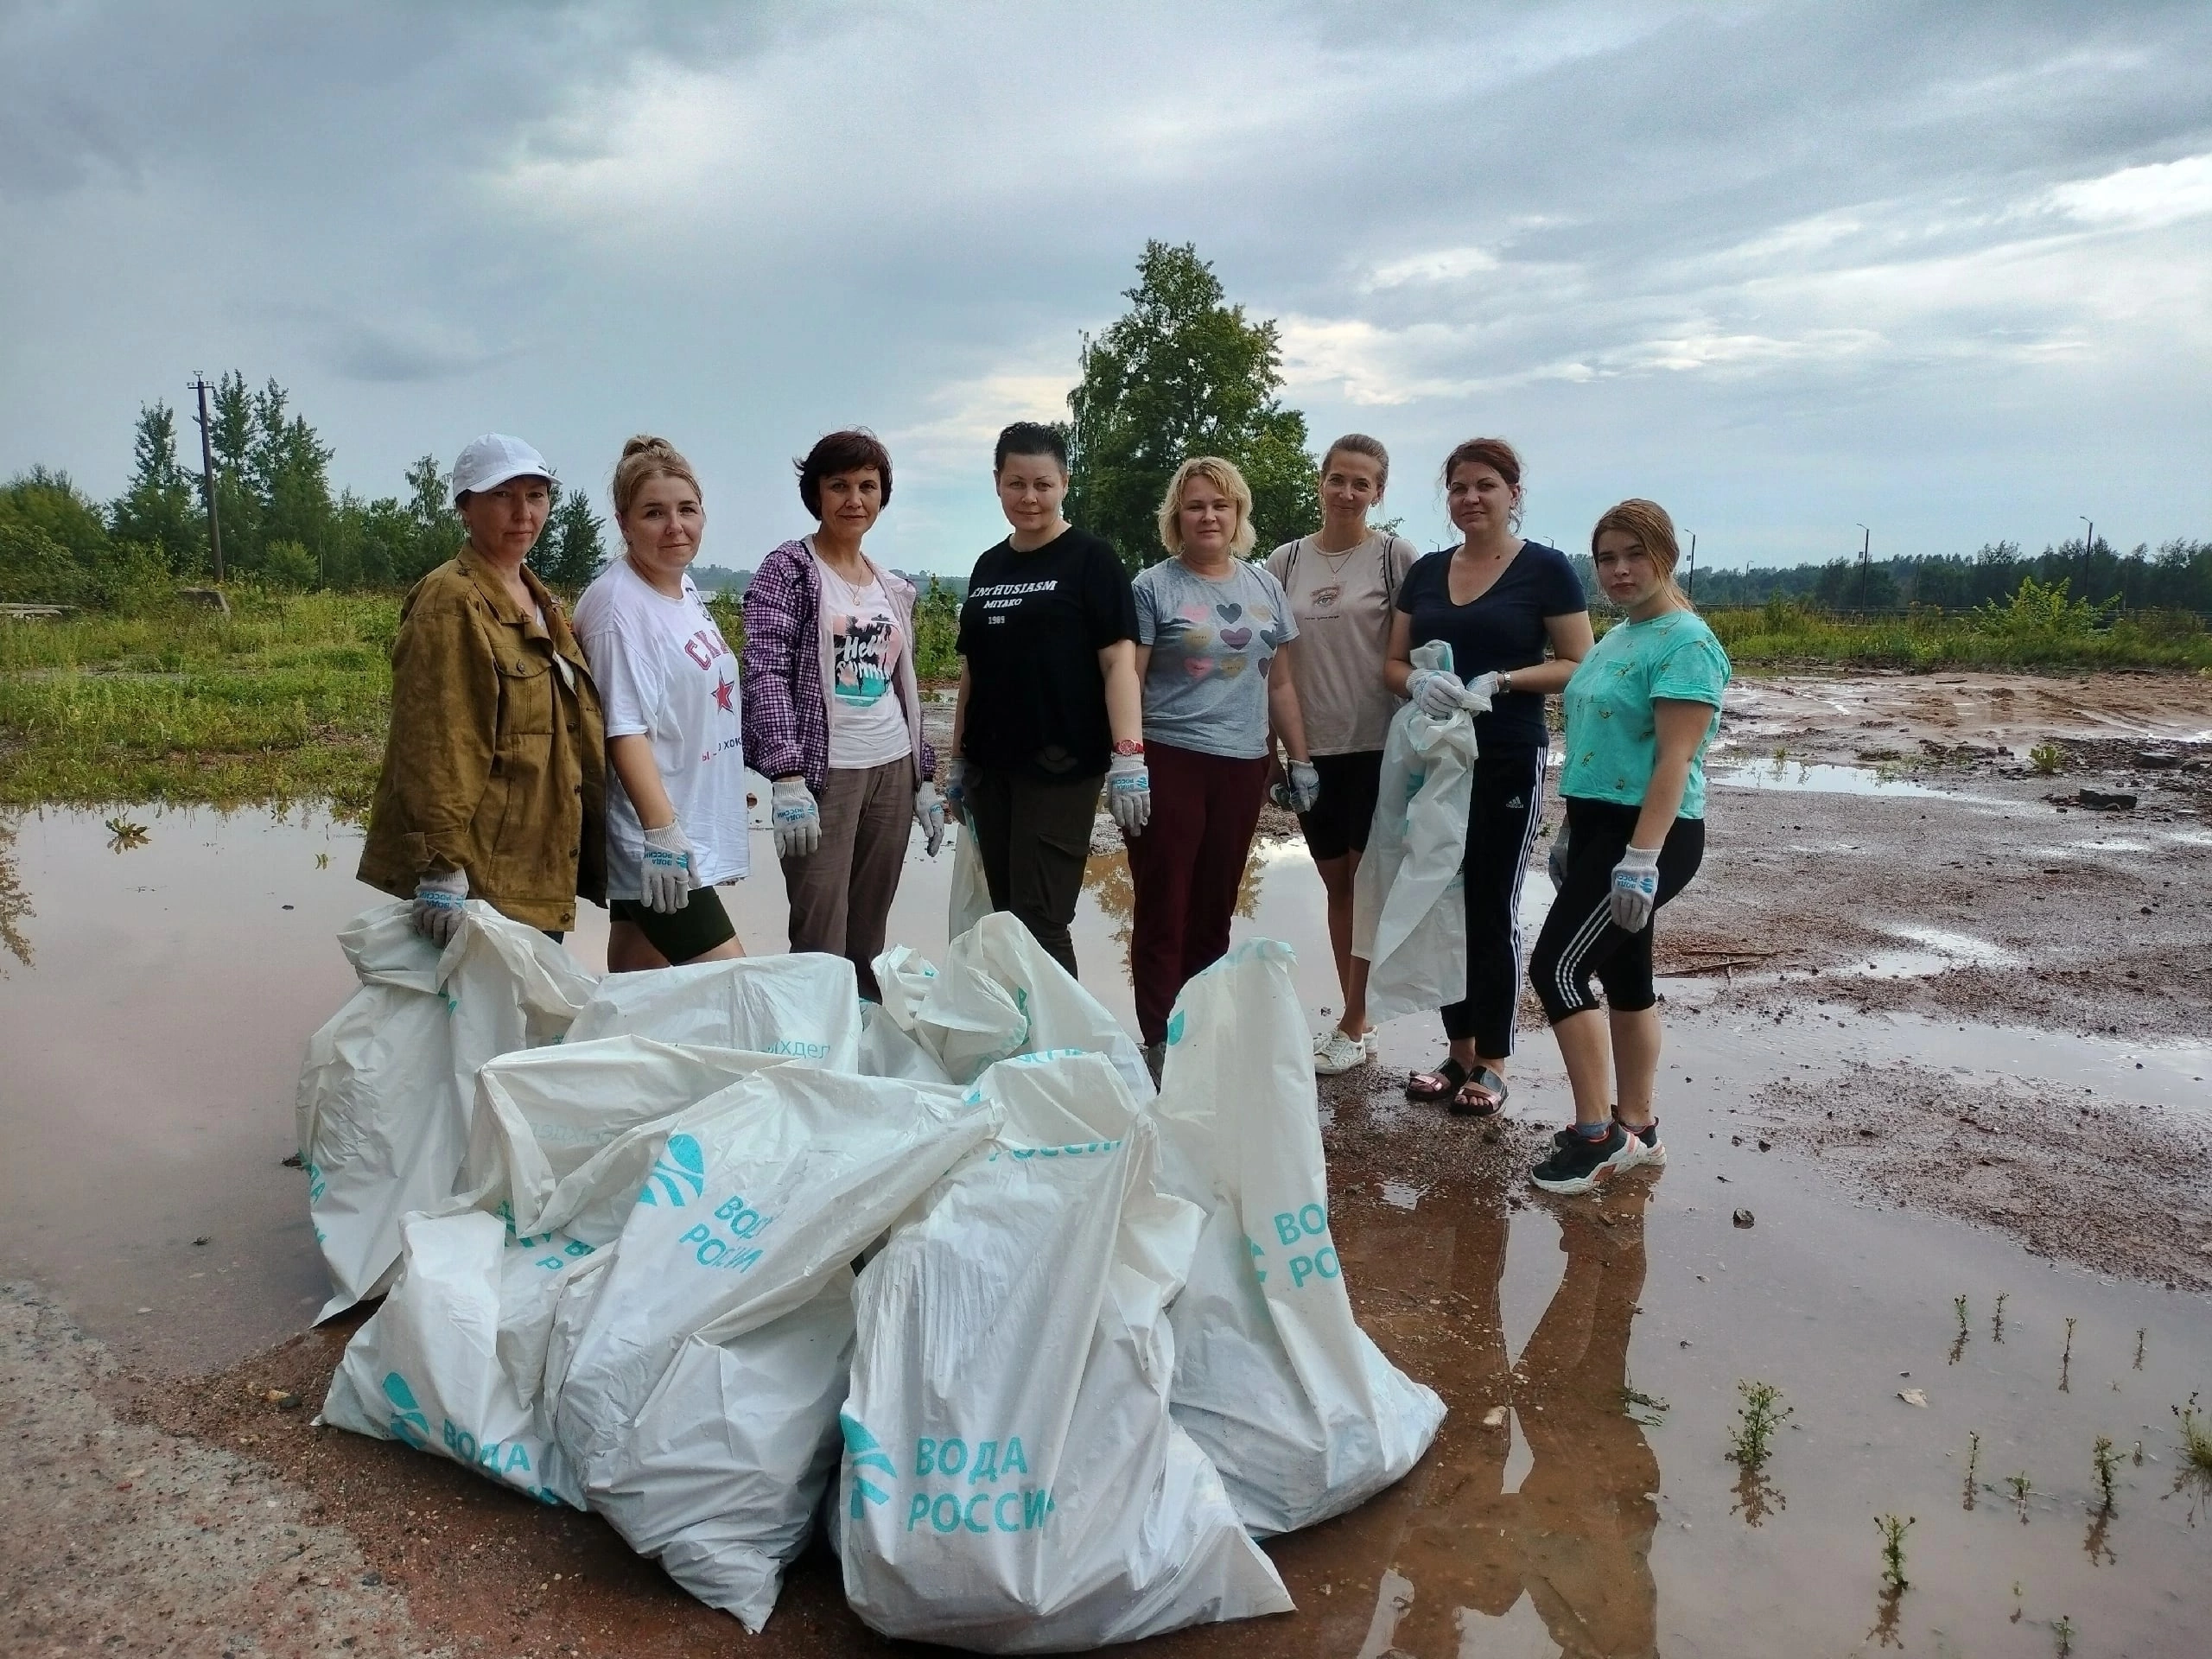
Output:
[1405, 1057, 1469, 1103]
[1450, 1066, 1510, 1119]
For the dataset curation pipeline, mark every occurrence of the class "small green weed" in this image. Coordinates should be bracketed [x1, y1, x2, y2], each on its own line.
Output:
[1875, 1513, 1914, 1590]
[2029, 741, 2065, 776]
[2093, 1434, 2119, 1512]
[1728, 1379, 1790, 1471]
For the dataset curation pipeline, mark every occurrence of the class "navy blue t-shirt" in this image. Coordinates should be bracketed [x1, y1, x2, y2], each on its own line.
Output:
[1396, 542, 1587, 751]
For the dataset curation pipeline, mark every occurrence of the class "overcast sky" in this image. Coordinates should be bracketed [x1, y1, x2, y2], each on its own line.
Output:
[3, 1, 2208, 574]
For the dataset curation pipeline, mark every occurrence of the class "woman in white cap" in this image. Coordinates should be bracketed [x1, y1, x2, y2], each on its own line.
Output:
[574, 435, 748, 969]
[358, 434, 606, 940]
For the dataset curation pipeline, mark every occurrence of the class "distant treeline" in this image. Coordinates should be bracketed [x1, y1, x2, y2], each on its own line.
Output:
[1681, 541, 2212, 615]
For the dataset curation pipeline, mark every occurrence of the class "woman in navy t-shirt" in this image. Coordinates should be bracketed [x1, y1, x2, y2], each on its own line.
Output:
[1386, 437, 1592, 1116]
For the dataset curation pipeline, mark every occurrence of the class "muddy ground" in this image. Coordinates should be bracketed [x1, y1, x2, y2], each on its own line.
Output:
[5, 666, 2211, 1656]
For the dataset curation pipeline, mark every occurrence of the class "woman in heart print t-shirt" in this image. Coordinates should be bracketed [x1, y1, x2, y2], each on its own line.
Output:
[1128, 456, 1318, 1068]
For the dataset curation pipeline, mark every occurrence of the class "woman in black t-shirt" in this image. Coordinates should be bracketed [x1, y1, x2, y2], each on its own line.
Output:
[1386, 437, 1592, 1117]
[949, 422, 1144, 975]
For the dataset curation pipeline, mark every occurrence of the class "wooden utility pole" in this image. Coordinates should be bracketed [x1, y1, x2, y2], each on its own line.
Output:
[1856, 524, 1872, 608]
[189, 375, 225, 582]
[1685, 531, 1697, 602]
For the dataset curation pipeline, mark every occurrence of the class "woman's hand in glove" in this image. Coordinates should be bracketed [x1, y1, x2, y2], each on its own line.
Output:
[1406, 666, 1471, 720]
[639, 819, 696, 914]
[1106, 750, 1150, 836]
[1609, 844, 1662, 932]
[412, 868, 467, 945]
[771, 777, 821, 860]
[913, 781, 946, 857]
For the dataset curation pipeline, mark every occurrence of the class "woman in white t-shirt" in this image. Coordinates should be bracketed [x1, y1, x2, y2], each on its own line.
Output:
[741, 429, 941, 1001]
[1265, 435, 1419, 1077]
[574, 436, 750, 970]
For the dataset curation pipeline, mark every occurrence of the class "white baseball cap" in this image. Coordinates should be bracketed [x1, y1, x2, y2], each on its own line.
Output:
[450, 434, 551, 504]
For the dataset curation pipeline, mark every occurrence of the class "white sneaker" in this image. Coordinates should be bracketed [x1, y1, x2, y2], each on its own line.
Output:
[1313, 1027, 1370, 1076]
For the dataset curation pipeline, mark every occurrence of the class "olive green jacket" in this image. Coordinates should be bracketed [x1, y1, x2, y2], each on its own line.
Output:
[357, 550, 606, 930]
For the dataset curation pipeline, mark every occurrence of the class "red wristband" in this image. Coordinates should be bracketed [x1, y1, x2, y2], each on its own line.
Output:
[1112, 739, 1144, 756]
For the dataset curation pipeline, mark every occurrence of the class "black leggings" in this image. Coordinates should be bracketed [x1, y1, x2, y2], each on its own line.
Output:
[1440, 745, 1548, 1053]
[1528, 798, 1705, 1025]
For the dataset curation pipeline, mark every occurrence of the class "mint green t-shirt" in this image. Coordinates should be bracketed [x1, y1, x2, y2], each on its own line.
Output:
[1559, 609, 1732, 819]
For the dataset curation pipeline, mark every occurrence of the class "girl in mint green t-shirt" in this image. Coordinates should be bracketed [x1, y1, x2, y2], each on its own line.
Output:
[1526, 499, 1731, 1197]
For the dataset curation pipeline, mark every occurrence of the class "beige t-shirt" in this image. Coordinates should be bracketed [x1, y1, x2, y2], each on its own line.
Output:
[1265, 532, 1420, 754]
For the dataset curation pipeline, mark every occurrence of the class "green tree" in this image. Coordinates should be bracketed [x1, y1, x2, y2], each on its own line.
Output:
[531, 486, 607, 592]
[207, 371, 262, 570]
[109, 401, 204, 572]
[247, 378, 335, 564]
[1066, 240, 1318, 571]
[401, 453, 464, 582]
[0, 467, 111, 564]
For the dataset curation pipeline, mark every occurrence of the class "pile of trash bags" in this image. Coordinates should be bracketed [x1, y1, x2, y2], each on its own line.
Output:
[299, 904, 1444, 1648]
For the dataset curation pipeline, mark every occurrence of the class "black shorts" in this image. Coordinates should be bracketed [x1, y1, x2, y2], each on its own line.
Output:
[609, 885, 737, 964]
[1298, 749, 1385, 861]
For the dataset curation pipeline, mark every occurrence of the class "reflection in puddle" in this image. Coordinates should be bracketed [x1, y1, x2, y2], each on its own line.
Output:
[0, 816, 30, 969]
[1712, 760, 1983, 800]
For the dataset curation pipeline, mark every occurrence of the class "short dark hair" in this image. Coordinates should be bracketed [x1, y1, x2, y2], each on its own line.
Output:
[795, 429, 893, 518]
[994, 421, 1068, 474]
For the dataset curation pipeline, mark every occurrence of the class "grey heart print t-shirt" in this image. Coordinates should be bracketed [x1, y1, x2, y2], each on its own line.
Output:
[1131, 557, 1300, 760]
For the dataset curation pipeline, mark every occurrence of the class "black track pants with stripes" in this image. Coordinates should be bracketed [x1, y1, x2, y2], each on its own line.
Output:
[1440, 744, 1549, 1052]
[1529, 797, 1706, 1025]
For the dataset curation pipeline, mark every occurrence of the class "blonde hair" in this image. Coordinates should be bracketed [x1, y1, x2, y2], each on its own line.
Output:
[1156, 456, 1256, 558]
[1591, 498, 1690, 609]
[611, 435, 702, 521]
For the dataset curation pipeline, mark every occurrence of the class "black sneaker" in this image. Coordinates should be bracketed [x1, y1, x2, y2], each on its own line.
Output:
[1551, 1118, 1663, 1169]
[1530, 1124, 1643, 1195]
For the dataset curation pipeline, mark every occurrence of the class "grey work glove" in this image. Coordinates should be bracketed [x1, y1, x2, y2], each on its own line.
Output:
[771, 777, 821, 860]
[1609, 843, 1662, 932]
[1406, 665, 1471, 720]
[914, 780, 946, 858]
[1106, 750, 1150, 836]
[412, 868, 467, 946]
[639, 819, 696, 914]
[1272, 760, 1321, 815]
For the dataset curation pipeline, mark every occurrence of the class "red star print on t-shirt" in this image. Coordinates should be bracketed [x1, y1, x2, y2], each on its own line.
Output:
[712, 676, 734, 713]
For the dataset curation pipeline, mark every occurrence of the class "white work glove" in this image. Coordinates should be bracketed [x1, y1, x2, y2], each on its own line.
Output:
[1463, 671, 1501, 713]
[1610, 844, 1662, 932]
[1272, 760, 1320, 815]
[771, 776, 821, 860]
[411, 868, 467, 946]
[1106, 749, 1150, 836]
[639, 819, 696, 914]
[1406, 666, 1471, 720]
[914, 781, 946, 858]
[943, 756, 974, 824]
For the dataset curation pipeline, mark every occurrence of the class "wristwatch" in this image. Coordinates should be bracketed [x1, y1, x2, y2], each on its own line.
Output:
[1497, 671, 1514, 696]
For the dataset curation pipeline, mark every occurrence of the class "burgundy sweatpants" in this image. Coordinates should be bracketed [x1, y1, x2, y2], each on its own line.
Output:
[1126, 740, 1271, 1045]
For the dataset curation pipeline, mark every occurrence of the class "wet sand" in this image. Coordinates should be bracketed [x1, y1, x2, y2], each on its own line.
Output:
[3, 666, 2209, 1656]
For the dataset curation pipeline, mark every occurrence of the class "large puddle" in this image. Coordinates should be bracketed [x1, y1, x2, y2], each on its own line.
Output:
[4, 806, 2209, 1655]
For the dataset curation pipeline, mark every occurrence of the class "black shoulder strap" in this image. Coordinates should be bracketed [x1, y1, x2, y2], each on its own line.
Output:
[1282, 537, 1301, 594]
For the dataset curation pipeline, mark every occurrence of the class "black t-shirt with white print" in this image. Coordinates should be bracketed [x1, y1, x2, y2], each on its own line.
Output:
[957, 526, 1138, 779]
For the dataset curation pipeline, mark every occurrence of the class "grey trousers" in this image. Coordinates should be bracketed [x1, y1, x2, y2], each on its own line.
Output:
[779, 756, 912, 1001]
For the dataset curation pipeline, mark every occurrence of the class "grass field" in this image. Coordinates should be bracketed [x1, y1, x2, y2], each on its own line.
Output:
[3, 584, 2204, 812]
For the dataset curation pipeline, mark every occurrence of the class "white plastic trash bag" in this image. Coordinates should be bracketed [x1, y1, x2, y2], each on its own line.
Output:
[296, 901, 595, 1320]
[837, 1051, 1293, 1651]
[320, 1208, 598, 1506]
[459, 1037, 777, 1243]
[1352, 640, 1482, 1022]
[874, 912, 1152, 1096]
[584, 1272, 857, 1630]
[1155, 940, 1445, 1535]
[563, 951, 864, 1068]
[553, 1066, 996, 1630]
[858, 1001, 954, 1084]
[949, 823, 994, 941]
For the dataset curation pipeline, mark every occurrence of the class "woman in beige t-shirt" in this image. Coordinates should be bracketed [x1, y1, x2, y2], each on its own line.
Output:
[1264, 435, 1419, 1076]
